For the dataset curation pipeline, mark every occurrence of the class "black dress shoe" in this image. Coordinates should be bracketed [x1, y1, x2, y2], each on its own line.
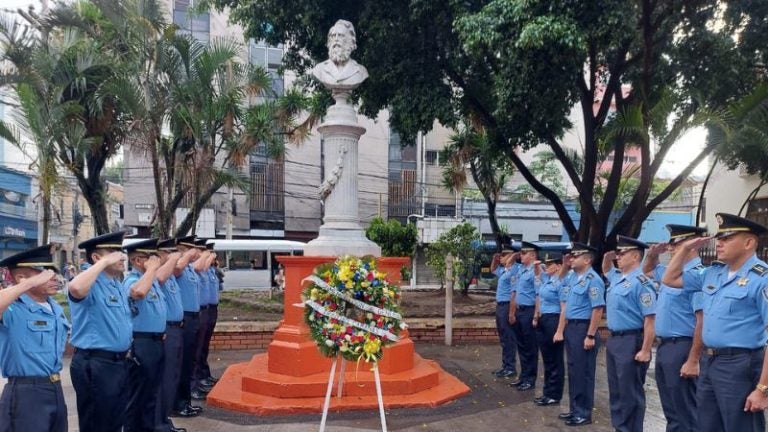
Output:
[495, 369, 518, 379]
[196, 384, 213, 393]
[565, 416, 592, 426]
[558, 412, 573, 420]
[170, 427, 187, 432]
[534, 397, 559, 406]
[191, 389, 207, 400]
[508, 379, 523, 387]
[171, 407, 199, 418]
[202, 377, 218, 386]
[188, 404, 203, 413]
[517, 382, 534, 391]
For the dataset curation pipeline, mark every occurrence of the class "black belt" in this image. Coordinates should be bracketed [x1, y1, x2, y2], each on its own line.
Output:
[7, 374, 61, 384]
[517, 305, 534, 310]
[610, 328, 643, 337]
[166, 321, 184, 328]
[541, 313, 560, 317]
[659, 336, 693, 345]
[184, 311, 200, 318]
[200, 305, 210, 310]
[704, 347, 764, 357]
[496, 301, 510, 305]
[567, 319, 590, 324]
[75, 348, 128, 361]
[133, 332, 165, 341]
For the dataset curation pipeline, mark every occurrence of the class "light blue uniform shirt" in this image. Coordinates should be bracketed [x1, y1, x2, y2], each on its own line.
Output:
[207, 268, 220, 305]
[177, 265, 200, 312]
[564, 268, 606, 320]
[683, 254, 768, 349]
[196, 270, 210, 307]
[160, 275, 184, 322]
[69, 264, 133, 351]
[494, 264, 519, 302]
[0, 295, 70, 377]
[536, 273, 565, 314]
[513, 264, 536, 306]
[606, 267, 657, 332]
[653, 258, 705, 338]
[123, 269, 167, 333]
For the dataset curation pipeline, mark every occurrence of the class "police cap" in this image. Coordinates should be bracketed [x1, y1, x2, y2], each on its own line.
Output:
[665, 224, 707, 244]
[539, 250, 563, 265]
[519, 241, 539, 253]
[193, 238, 208, 250]
[715, 213, 768, 239]
[78, 232, 125, 251]
[0, 244, 59, 272]
[570, 242, 597, 257]
[177, 236, 196, 248]
[616, 235, 648, 252]
[123, 238, 159, 255]
[157, 238, 178, 252]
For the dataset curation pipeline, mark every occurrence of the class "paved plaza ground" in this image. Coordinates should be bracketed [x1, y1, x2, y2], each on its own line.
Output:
[1, 343, 677, 431]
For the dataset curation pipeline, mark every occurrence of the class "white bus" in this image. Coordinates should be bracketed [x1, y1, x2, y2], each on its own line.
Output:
[208, 239, 305, 290]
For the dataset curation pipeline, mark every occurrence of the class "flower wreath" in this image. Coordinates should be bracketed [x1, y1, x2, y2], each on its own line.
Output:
[302, 255, 405, 363]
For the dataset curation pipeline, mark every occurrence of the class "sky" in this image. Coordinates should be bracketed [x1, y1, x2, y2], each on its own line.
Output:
[2, 0, 710, 179]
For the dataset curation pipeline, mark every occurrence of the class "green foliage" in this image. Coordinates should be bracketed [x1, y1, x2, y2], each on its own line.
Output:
[365, 217, 417, 258]
[512, 151, 566, 200]
[104, 159, 124, 184]
[424, 223, 480, 290]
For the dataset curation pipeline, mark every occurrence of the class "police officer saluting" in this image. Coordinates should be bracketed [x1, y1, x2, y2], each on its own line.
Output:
[191, 239, 215, 399]
[68, 232, 131, 432]
[643, 224, 706, 432]
[602, 235, 657, 432]
[491, 242, 520, 380]
[197, 242, 221, 390]
[532, 249, 566, 406]
[557, 243, 604, 427]
[663, 213, 768, 431]
[0, 245, 69, 432]
[509, 241, 540, 391]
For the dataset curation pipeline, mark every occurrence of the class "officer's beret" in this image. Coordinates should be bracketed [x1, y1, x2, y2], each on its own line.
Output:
[570, 242, 597, 256]
[616, 235, 648, 252]
[157, 238, 178, 252]
[666, 224, 707, 244]
[78, 232, 125, 251]
[519, 241, 540, 252]
[123, 238, 159, 255]
[0, 244, 59, 271]
[715, 213, 768, 239]
[177, 236, 196, 248]
[539, 250, 563, 264]
[194, 238, 208, 249]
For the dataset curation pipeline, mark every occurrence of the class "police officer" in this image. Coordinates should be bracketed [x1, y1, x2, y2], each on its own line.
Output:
[68, 232, 131, 432]
[557, 243, 604, 427]
[191, 239, 214, 399]
[491, 243, 520, 379]
[0, 245, 69, 432]
[123, 238, 173, 432]
[663, 213, 768, 432]
[532, 250, 566, 406]
[602, 235, 657, 432]
[154, 239, 187, 432]
[198, 243, 221, 388]
[643, 224, 706, 432]
[509, 241, 540, 391]
[173, 236, 203, 417]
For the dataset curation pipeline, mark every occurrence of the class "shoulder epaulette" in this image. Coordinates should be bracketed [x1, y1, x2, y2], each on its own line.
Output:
[750, 264, 768, 277]
[692, 264, 705, 271]
[637, 274, 654, 287]
[711, 260, 725, 267]
[585, 273, 594, 280]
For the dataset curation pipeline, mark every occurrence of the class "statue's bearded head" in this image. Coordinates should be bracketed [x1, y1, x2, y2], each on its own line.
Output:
[327, 20, 356, 65]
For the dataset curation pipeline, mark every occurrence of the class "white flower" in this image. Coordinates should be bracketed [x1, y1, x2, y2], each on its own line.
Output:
[366, 313, 373, 320]
[399, 322, 409, 330]
[345, 334, 352, 342]
[325, 339, 334, 347]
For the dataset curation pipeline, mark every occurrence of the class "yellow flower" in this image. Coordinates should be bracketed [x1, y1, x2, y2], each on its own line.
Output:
[345, 281, 354, 289]
[364, 339, 382, 359]
[338, 266, 352, 282]
[310, 288, 319, 301]
[361, 281, 370, 288]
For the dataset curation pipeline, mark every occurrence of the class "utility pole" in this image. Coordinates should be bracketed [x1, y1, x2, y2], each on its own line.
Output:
[225, 188, 234, 268]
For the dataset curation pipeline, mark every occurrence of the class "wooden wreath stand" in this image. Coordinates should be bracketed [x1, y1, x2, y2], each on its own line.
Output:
[206, 256, 471, 415]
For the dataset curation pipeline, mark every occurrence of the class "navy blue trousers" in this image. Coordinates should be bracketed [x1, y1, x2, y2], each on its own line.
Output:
[156, 325, 183, 431]
[125, 337, 165, 432]
[535, 313, 564, 400]
[70, 349, 129, 432]
[175, 312, 199, 410]
[698, 349, 765, 432]
[512, 305, 538, 385]
[0, 379, 66, 432]
[564, 320, 599, 419]
[655, 338, 697, 432]
[495, 302, 517, 372]
[606, 332, 649, 432]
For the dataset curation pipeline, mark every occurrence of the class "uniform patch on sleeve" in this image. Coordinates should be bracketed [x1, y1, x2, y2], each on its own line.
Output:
[640, 292, 653, 307]
[589, 287, 598, 299]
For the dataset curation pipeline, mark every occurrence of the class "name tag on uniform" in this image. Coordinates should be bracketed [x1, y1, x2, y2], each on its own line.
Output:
[108, 295, 119, 303]
[34, 320, 48, 326]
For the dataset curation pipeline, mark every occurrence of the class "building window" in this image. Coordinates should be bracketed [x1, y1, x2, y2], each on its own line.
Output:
[249, 40, 284, 97]
[538, 234, 562, 242]
[425, 150, 438, 166]
[173, 0, 210, 44]
[424, 203, 456, 217]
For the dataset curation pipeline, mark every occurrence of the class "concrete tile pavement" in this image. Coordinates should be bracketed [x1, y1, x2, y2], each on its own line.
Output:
[1, 344, 669, 431]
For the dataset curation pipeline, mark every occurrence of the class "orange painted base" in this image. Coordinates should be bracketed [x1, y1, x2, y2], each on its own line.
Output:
[205, 255, 471, 415]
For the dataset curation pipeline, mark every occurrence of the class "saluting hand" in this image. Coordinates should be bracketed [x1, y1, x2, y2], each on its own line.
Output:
[648, 243, 667, 257]
[26, 269, 56, 288]
[167, 252, 182, 262]
[102, 252, 126, 266]
[682, 236, 713, 251]
[603, 251, 616, 262]
[145, 255, 161, 271]
[744, 390, 768, 412]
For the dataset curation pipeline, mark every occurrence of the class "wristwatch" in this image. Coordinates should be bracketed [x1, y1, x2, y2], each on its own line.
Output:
[757, 383, 768, 396]
[586, 334, 596, 340]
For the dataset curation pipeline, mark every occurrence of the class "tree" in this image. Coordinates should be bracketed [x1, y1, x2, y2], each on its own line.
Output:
[203, 0, 762, 253]
[441, 127, 512, 251]
[424, 222, 480, 295]
[512, 151, 567, 201]
[365, 216, 417, 258]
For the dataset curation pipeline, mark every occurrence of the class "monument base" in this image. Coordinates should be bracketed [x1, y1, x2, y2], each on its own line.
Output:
[205, 256, 470, 415]
[304, 227, 381, 257]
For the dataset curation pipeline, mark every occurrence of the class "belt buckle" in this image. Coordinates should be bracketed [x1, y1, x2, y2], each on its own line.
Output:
[49, 373, 61, 383]
[705, 348, 716, 356]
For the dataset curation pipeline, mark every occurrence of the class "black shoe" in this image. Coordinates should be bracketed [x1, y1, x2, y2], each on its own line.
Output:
[196, 384, 213, 393]
[509, 379, 523, 387]
[171, 427, 188, 432]
[565, 416, 592, 426]
[495, 369, 518, 379]
[202, 377, 218, 386]
[534, 397, 559, 406]
[171, 407, 199, 418]
[558, 412, 573, 420]
[191, 390, 207, 400]
[187, 404, 203, 413]
[517, 382, 534, 391]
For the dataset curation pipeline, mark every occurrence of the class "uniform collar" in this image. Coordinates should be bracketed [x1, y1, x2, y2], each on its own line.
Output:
[621, 266, 643, 280]
[19, 294, 56, 315]
[723, 254, 760, 283]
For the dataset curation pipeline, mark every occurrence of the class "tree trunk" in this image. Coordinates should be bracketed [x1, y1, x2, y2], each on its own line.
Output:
[696, 158, 717, 223]
[41, 192, 50, 244]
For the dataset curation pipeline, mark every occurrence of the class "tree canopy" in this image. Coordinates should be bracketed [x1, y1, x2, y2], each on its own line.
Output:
[204, 0, 767, 252]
